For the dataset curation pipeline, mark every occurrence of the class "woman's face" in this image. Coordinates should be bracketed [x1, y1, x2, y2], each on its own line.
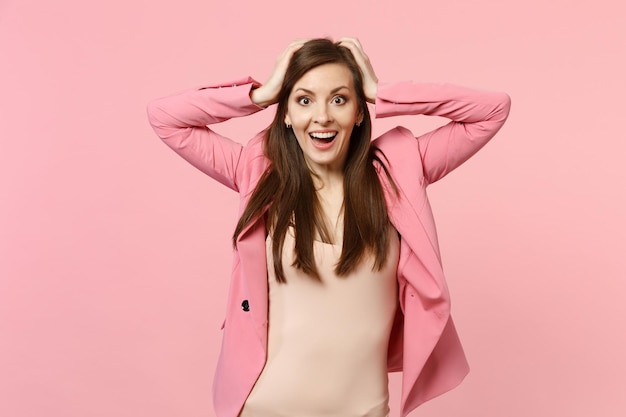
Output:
[284, 63, 362, 175]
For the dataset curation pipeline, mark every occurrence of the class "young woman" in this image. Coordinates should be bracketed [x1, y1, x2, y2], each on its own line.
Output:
[147, 38, 511, 417]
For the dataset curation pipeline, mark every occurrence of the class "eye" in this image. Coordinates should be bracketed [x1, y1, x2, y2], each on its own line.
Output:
[297, 96, 311, 105]
[332, 95, 347, 105]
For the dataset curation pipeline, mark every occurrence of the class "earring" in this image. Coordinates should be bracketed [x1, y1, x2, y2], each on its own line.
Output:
[286, 123, 291, 129]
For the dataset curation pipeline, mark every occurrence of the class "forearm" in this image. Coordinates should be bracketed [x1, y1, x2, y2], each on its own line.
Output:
[146, 77, 263, 136]
[375, 80, 510, 123]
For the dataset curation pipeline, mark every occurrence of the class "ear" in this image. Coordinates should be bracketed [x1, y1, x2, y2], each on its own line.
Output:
[284, 115, 291, 125]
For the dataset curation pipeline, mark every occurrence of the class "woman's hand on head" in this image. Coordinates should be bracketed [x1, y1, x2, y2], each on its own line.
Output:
[337, 37, 378, 104]
[250, 39, 308, 108]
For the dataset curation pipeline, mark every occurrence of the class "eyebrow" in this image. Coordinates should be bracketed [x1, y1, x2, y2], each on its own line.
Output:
[294, 86, 350, 95]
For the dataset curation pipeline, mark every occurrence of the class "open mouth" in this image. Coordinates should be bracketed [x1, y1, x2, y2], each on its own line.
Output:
[309, 131, 338, 144]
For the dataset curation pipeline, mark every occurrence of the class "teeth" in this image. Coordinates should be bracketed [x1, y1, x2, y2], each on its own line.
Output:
[309, 132, 337, 139]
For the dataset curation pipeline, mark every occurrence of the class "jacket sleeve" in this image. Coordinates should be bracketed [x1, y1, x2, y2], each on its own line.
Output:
[374, 81, 511, 184]
[146, 77, 264, 192]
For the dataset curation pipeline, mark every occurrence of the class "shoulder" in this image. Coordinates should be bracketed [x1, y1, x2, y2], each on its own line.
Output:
[373, 126, 415, 149]
[241, 130, 266, 158]
[372, 126, 420, 163]
[372, 126, 427, 190]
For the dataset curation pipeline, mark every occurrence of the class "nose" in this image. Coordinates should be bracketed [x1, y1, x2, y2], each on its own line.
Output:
[313, 103, 332, 124]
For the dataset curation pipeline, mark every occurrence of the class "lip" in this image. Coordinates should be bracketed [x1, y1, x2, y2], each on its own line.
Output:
[308, 130, 338, 150]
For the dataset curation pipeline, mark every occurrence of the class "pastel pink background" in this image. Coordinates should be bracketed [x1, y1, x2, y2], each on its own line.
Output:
[1, 0, 625, 416]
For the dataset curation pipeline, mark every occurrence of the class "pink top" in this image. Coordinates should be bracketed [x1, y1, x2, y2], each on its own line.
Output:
[239, 228, 400, 417]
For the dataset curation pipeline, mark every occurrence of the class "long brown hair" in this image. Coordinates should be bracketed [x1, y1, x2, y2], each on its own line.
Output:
[233, 38, 397, 283]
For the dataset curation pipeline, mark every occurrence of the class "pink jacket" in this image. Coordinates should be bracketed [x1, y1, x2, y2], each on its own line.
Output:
[147, 77, 511, 417]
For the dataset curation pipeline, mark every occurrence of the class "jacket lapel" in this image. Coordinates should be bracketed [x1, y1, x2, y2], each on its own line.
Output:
[377, 168, 449, 305]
